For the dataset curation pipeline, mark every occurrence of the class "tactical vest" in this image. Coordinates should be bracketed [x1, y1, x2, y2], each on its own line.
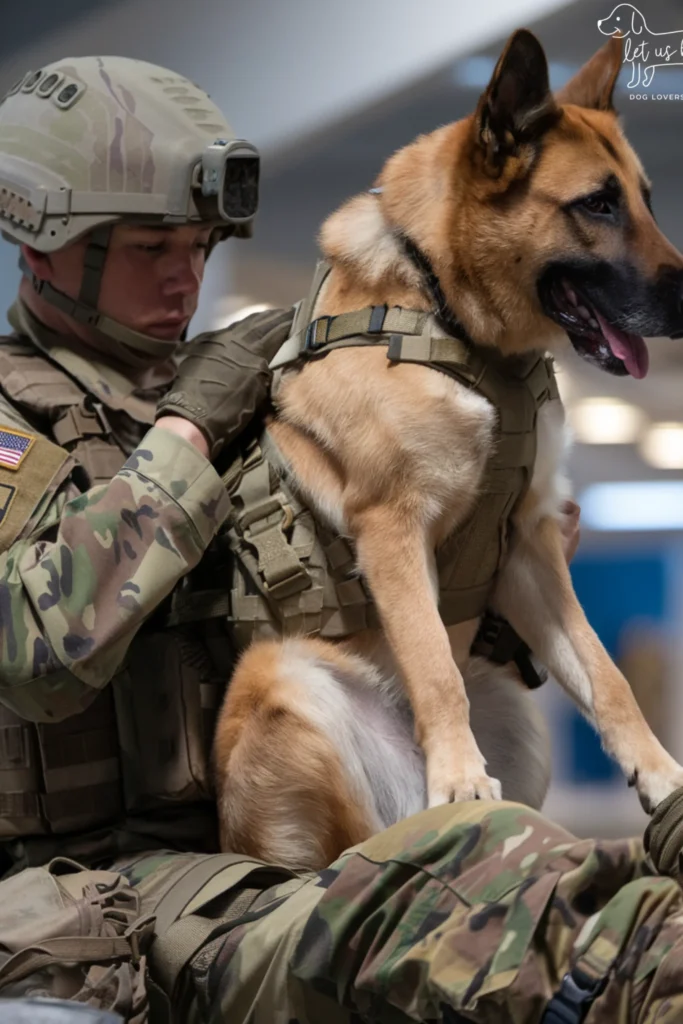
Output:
[220, 262, 560, 648]
[0, 335, 228, 846]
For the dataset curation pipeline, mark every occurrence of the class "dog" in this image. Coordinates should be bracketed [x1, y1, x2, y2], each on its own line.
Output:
[213, 29, 683, 871]
[598, 4, 683, 88]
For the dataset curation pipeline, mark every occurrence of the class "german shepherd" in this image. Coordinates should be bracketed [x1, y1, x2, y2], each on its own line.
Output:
[214, 29, 683, 870]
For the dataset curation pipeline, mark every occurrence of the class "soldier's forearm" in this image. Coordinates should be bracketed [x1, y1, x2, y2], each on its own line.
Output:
[0, 427, 231, 721]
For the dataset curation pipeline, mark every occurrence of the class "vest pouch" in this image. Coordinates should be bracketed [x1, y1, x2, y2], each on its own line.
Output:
[0, 690, 123, 839]
[0, 703, 47, 838]
[114, 628, 226, 813]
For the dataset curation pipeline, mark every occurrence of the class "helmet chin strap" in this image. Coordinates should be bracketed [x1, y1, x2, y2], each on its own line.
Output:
[20, 225, 184, 369]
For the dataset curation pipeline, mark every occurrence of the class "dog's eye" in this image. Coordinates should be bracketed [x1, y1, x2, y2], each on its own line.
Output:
[578, 192, 616, 218]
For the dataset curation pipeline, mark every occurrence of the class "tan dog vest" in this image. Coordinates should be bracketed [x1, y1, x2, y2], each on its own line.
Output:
[220, 262, 561, 647]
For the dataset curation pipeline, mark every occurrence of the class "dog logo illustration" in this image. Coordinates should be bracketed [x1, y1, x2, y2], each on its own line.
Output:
[598, 4, 683, 88]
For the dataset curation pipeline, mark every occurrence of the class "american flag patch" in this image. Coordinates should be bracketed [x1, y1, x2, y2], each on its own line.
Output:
[0, 426, 35, 470]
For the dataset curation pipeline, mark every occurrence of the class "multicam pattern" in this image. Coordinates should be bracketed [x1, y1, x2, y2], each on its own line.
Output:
[0, 425, 231, 721]
[205, 801, 683, 1024]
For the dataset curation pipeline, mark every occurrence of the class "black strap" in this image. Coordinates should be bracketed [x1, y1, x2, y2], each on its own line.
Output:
[514, 647, 549, 690]
[399, 234, 476, 346]
[471, 612, 548, 690]
[541, 967, 607, 1024]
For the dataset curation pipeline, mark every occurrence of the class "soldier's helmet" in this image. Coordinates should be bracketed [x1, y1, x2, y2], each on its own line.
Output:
[0, 56, 259, 251]
[0, 57, 258, 357]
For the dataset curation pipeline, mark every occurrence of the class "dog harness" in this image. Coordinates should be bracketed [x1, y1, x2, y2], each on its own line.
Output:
[210, 260, 561, 648]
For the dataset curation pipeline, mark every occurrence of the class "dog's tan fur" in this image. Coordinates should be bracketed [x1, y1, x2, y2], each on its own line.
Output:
[214, 31, 683, 870]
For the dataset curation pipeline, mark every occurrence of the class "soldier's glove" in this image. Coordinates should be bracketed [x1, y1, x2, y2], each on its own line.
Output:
[155, 306, 295, 460]
[644, 785, 683, 879]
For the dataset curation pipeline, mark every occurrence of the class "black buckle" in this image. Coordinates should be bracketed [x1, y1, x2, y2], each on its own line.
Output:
[471, 612, 548, 690]
[472, 612, 523, 665]
[304, 316, 332, 352]
[541, 968, 607, 1024]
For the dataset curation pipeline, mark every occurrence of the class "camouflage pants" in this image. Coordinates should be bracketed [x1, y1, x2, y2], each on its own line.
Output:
[114, 800, 683, 1024]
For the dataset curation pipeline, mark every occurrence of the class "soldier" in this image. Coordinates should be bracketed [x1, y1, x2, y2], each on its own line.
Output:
[2, 55, 683, 1024]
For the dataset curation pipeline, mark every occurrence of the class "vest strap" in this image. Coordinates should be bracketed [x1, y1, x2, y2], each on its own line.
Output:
[148, 854, 296, 1023]
[51, 401, 107, 447]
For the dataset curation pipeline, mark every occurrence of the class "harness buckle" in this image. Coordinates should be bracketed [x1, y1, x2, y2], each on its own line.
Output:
[471, 612, 548, 690]
[304, 316, 332, 352]
[471, 612, 521, 664]
[239, 493, 312, 601]
[541, 967, 607, 1024]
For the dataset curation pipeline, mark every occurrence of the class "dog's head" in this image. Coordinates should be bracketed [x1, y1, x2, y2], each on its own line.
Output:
[321, 29, 683, 378]
[598, 3, 646, 38]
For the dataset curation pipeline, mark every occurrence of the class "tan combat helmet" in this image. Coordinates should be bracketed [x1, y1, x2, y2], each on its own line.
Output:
[0, 57, 259, 360]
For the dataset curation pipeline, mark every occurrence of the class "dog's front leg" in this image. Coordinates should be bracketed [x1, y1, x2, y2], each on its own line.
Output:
[494, 515, 683, 813]
[354, 507, 502, 806]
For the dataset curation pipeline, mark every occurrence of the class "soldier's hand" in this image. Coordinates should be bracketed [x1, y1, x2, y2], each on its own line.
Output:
[155, 306, 295, 460]
[558, 500, 581, 565]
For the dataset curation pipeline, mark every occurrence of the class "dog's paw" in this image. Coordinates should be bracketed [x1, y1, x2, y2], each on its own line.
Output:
[428, 772, 503, 807]
[634, 764, 683, 815]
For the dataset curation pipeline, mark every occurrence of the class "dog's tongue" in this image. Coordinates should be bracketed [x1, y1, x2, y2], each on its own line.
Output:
[594, 310, 649, 379]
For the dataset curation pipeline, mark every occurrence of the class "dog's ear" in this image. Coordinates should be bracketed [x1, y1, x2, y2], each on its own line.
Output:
[556, 36, 623, 111]
[631, 7, 645, 35]
[474, 29, 558, 176]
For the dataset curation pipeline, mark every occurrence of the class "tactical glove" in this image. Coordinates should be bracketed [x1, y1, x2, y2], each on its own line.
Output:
[644, 785, 683, 879]
[155, 306, 295, 459]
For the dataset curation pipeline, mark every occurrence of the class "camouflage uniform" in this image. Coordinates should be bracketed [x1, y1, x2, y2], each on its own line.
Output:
[78, 800, 677, 1024]
[0, 56, 285, 872]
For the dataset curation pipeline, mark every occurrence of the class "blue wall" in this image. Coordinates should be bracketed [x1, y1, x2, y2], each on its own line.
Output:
[566, 553, 666, 783]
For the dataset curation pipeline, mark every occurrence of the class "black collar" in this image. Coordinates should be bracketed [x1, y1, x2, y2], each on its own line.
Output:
[399, 234, 476, 347]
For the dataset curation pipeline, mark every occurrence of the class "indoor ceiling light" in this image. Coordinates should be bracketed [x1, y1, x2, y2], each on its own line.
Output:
[580, 481, 683, 532]
[569, 397, 645, 445]
[640, 422, 683, 470]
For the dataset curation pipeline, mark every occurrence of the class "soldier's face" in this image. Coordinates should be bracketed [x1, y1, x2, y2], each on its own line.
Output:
[97, 224, 212, 338]
[31, 222, 212, 340]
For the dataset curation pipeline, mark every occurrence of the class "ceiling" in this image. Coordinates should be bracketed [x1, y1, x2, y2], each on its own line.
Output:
[233, 0, 683, 514]
[0, 0, 123, 60]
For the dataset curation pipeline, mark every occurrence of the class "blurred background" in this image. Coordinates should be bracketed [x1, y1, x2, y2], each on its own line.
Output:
[3, 0, 683, 838]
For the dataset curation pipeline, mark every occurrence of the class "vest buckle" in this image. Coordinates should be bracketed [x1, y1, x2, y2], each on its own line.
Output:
[305, 316, 332, 351]
[541, 967, 607, 1024]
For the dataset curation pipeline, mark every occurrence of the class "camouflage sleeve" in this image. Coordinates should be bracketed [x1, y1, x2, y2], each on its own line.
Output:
[207, 801, 677, 1024]
[0, 426, 231, 723]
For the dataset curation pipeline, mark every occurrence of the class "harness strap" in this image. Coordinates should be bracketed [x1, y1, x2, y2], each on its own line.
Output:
[270, 297, 448, 371]
[471, 612, 548, 690]
[148, 853, 295, 1023]
[151, 853, 266, 938]
[305, 304, 431, 349]
[271, 259, 333, 370]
